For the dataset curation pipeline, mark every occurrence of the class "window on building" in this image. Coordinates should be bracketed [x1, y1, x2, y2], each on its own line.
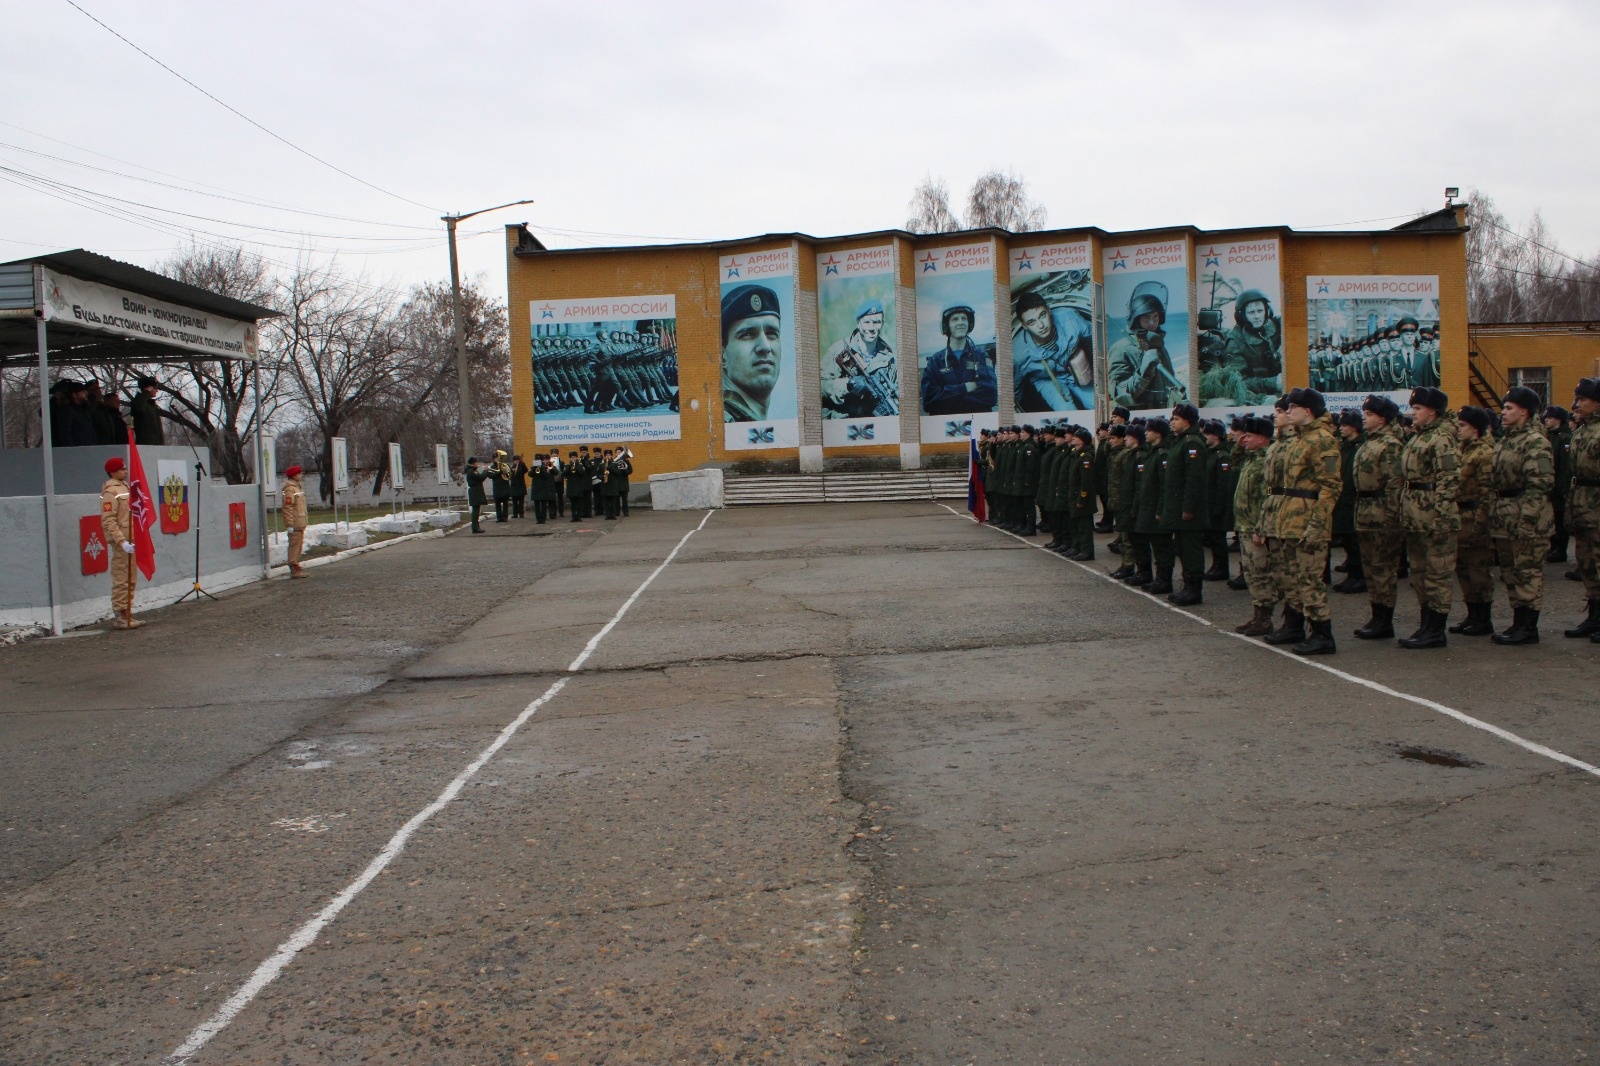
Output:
[1509, 367, 1551, 406]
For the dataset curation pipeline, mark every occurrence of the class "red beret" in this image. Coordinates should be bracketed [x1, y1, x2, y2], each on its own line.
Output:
[284, 465, 302, 477]
[104, 457, 126, 475]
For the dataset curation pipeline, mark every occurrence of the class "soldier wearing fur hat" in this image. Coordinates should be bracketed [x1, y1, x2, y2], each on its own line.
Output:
[1331, 409, 1366, 594]
[1564, 377, 1600, 641]
[1259, 388, 1341, 655]
[1396, 387, 1461, 648]
[1133, 418, 1175, 593]
[1450, 406, 1498, 636]
[1487, 387, 1556, 644]
[1230, 415, 1278, 636]
[1158, 403, 1210, 605]
[1112, 423, 1149, 582]
[1350, 396, 1406, 639]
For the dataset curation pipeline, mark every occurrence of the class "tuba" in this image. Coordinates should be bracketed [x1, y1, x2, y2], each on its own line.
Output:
[491, 450, 511, 480]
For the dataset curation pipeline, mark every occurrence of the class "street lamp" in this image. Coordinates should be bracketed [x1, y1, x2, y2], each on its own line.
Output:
[443, 199, 533, 466]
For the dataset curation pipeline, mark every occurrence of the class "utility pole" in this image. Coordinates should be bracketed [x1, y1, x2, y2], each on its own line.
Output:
[443, 200, 533, 466]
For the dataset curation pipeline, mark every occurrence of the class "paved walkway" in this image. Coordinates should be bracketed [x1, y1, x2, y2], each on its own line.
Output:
[2, 504, 1596, 1063]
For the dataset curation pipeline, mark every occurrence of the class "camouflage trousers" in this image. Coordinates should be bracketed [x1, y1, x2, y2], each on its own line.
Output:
[1240, 536, 1279, 608]
[1495, 537, 1546, 609]
[1267, 537, 1330, 622]
[1577, 531, 1600, 599]
[1455, 534, 1496, 605]
[1406, 529, 1458, 615]
[1357, 530, 1402, 608]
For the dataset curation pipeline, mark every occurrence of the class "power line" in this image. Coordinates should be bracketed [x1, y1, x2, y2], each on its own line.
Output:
[62, 0, 439, 214]
[1483, 218, 1596, 271]
[0, 139, 438, 231]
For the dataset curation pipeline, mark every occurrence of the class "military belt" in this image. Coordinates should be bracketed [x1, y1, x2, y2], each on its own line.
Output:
[1496, 489, 1525, 499]
[1458, 500, 1478, 511]
[1408, 481, 1435, 490]
[1270, 487, 1319, 500]
[1576, 477, 1600, 488]
[1355, 490, 1382, 499]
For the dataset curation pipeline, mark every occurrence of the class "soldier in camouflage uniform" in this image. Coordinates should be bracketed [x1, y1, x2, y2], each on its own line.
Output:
[1259, 388, 1342, 655]
[1450, 406, 1498, 636]
[1230, 414, 1277, 635]
[1488, 387, 1557, 644]
[1351, 395, 1406, 639]
[1564, 378, 1600, 641]
[1543, 405, 1573, 563]
[1396, 387, 1461, 649]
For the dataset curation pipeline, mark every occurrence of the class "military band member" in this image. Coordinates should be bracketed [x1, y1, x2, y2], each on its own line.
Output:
[612, 446, 633, 516]
[565, 450, 589, 520]
[510, 454, 529, 519]
[1488, 387, 1556, 644]
[465, 457, 489, 534]
[529, 452, 558, 524]
[100, 456, 144, 627]
[490, 451, 513, 522]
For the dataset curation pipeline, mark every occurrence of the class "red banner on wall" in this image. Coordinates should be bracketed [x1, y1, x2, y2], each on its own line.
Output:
[229, 502, 248, 549]
[80, 515, 109, 575]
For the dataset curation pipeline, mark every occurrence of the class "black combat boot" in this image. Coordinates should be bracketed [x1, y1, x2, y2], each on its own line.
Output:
[1264, 607, 1306, 646]
[1169, 580, 1202, 607]
[1292, 619, 1337, 656]
[1449, 602, 1493, 636]
[1109, 563, 1134, 580]
[1353, 603, 1395, 640]
[1398, 608, 1448, 649]
[1492, 606, 1540, 645]
[1546, 541, 1568, 563]
[1226, 572, 1248, 591]
[1203, 550, 1228, 581]
[1126, 566, 1153, 588]
[1145, 566, 1174, 596]
[1236, 604, 1275, 636]
[1331, 574, 1368, 594]
[1563, 599, 1600, 638]
[1108, 537, 1123, 553]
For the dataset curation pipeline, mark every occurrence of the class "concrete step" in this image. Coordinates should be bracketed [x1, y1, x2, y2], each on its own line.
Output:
[723, 470, 970, 505]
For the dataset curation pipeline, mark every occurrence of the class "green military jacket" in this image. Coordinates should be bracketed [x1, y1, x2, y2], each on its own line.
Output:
[1016, 437, 1042, 495]
[1333, 432, 1362, 535]
[1157, 427, 1210, 531]
[1036, 444, 1067, 512]
[1352, 424, 1404, 533]
[1571, 415, 1600, 533]
[1068, 443, 1097, 518]
[1231, 447, 1268, 536]
[1550, 424, 1573, 501]
[465, 466, 489, 506]
[1399, 413, 1461, 535]
[1455, 435, 1495, 541]
[1133, 441, 1165, 535]
[529, 464, 558, 502]
[1107, 444, 1131, 514]
[1210, 441, 1236, 532]
[1261, 415, 1341, 542]
[1490, 421, 1555, 541]
[565, 458, 591, 499]
[1114, 444, 1141, 534]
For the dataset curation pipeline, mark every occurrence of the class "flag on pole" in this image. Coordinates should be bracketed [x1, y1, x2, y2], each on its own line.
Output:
[126, 429, 157, 580]
[967, 437, 987, 523]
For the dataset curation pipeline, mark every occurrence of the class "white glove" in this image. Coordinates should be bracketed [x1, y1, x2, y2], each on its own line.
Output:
[121, 541, 135, 554]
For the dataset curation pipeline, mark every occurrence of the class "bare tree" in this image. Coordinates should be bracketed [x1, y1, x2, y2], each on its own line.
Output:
[906, 174, 962, 234]
[965, 169, 1048, 232]
[1467, 189, 1600, 323]
[277, 261, 403, 501]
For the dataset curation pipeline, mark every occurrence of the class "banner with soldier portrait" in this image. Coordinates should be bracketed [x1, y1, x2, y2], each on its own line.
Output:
[1195, 238, 1283, 414]
[1305, 276, 1441, 411]
[531, 295, 681, 445]
[915, 241, 999, 443]
[1103, 240, 1192, 420]
[1009, 240, 1095, 423]
[818, 246, 899, 447]
[720, 248, 799, 451]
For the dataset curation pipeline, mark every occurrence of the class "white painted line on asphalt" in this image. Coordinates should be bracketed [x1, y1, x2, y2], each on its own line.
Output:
[166, 509, 716, 1064]
[569, 508, 715, 673]
[941, 503, 1600, 781]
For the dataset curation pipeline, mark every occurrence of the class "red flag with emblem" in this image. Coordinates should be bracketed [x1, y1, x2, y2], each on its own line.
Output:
[126, 429, 157, 580]
[229, 502, 248, 549]
[80, 515, 109, 574]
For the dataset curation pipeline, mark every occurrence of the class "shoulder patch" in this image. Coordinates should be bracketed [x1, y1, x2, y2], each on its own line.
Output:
[102, 500, 113, 512]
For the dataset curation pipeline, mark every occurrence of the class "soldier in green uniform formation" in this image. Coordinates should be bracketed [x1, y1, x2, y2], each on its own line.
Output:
[1565, 378, 1600, 642]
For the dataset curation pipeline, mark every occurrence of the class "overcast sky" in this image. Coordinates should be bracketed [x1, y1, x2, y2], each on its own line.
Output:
[5, 0, 1595, 312]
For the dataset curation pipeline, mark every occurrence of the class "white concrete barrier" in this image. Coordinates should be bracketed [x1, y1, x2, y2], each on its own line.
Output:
[648, 468, 724, 511]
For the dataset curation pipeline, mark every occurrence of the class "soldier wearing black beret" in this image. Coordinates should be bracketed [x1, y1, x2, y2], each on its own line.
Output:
[721, 284, 783, 423]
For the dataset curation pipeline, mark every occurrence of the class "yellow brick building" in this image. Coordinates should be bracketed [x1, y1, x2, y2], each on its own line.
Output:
[505, 206, 1468, 483]
[1468, 321, 1600, 411]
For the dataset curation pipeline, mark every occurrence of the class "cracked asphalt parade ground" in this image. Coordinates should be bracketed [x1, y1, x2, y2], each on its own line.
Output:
[3, 501, 1599, 1064]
